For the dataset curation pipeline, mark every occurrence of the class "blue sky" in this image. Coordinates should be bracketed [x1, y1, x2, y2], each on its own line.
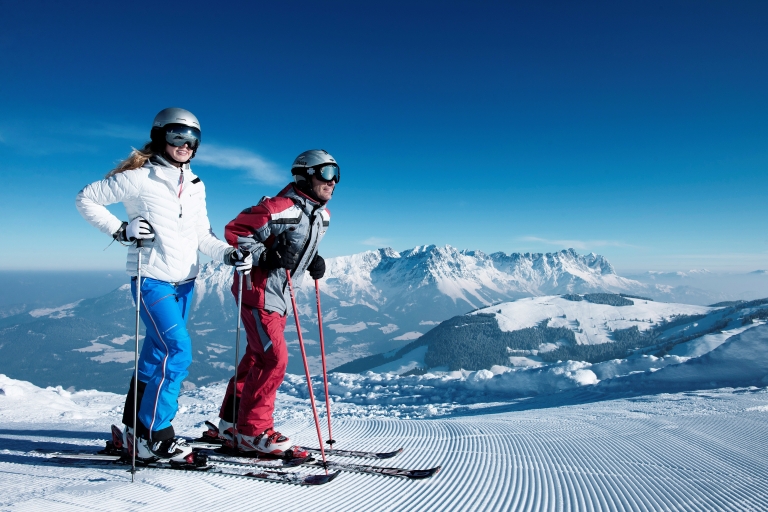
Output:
[1, 1, 766, 272]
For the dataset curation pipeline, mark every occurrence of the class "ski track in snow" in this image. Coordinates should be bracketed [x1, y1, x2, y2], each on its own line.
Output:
[4, 323, 768, 510]
[1, 385, 768, 511]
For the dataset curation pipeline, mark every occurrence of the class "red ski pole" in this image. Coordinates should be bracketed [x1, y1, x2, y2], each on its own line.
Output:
[315, 279, 335, 447]
[285, 270, 328, 472]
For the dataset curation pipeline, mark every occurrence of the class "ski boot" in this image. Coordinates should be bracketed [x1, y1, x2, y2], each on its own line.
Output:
[237, 428, 292, 456]
[217, 419, 236, 448]
[127, 432, 195, 464]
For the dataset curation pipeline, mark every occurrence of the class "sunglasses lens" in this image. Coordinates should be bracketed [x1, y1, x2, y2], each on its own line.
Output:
[315, 164, 340, 183]
[164, 125, 201, 149]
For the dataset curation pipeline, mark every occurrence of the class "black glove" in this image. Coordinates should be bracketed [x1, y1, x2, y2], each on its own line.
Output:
[259, 234, 299, 271]
[307, 254, 325, 280]
[225, 248, 253, 273]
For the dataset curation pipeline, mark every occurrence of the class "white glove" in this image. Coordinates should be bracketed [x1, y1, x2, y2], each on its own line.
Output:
[226, 248, 253, 273]
[125, 218, 155, 241]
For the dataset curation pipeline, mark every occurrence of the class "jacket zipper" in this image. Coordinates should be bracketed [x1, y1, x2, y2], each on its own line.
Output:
[280, 201, 320, 299]
[178, 170, 184, 218]
[293, 203, 321, 273]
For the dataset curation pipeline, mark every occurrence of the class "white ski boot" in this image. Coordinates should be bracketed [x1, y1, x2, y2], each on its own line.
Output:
[237, 428, 292, 455]
[128, 432, 193, 463]
[218, 419, 236, 448]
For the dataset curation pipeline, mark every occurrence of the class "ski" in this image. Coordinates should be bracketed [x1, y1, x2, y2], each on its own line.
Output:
[193, 442, 437, 480]
[210, 455, 441, 480]
[41, 451, 339, 486]
[299, 445, 404, 460]
[305, 460, 440, 479]
[199, 450, 313, 469]
[198, 420, 404, 460]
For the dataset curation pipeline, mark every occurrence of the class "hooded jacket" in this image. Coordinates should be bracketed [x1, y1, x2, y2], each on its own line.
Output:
[226, 183, 330, 315]
[76, 155, 231, 283]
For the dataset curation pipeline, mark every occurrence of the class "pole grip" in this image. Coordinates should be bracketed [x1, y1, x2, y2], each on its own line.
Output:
[136, 239, 144, 248]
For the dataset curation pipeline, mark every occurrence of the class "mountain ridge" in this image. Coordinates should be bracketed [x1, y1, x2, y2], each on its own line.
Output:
[0, 246, 732, 391]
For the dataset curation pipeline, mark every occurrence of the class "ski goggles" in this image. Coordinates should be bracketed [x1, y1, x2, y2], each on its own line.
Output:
[309, 163, 340, 183]
[164, 125, 201, 149]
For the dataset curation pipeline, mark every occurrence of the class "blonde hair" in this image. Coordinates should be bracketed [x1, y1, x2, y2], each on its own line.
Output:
[105, 142, 156, 178]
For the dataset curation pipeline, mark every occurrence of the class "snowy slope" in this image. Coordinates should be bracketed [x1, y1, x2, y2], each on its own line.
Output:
[480, 295, 713, 345]
[600, 323, 768, 392]
[358, 295, 768, 378]
[3, 325, 768, 510]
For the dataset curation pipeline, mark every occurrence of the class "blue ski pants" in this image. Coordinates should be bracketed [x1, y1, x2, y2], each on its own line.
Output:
[131, 276, 195, 440]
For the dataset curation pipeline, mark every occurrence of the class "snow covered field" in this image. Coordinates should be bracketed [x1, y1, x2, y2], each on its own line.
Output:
[486, 295, 713, 345]
[2, 324, 768, 511]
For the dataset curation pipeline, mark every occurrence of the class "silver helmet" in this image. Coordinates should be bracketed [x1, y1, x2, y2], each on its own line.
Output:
[152, 107, 200, 131]
[290, 149, 340, 185]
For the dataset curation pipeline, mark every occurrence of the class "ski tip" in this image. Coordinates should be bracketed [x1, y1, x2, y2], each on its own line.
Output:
[418, 466, 441, 479]
[303, 470, 341, 486]
[376, 448, 404, 459]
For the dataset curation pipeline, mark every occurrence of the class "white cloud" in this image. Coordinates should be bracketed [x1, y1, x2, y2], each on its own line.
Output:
[195, 144, 286, 184]
[361, 237, 390, 247]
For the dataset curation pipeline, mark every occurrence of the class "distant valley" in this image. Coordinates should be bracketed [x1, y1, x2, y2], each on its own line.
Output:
[0, 245, 765, 392]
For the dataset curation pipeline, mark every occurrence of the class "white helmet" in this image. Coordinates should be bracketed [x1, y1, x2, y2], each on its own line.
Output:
[290, 149, 340, 185]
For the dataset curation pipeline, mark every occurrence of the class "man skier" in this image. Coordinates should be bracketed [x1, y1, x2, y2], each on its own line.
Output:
[216, 149, 338, 454]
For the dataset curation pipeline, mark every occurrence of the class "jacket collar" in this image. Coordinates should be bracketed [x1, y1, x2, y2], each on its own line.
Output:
[145, 155, 196, 184]
[279, 183, 325, 216]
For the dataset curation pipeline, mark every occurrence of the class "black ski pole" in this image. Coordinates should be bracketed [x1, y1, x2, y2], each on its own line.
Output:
[231, 269, 245, 444]
[131, 238, 143, 482]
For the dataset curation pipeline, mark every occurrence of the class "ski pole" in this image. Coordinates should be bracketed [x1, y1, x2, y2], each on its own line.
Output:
[231, 269, 245, 443]
[131, 238, 143, 482]
[285, 269, 328, 472]
[315, 279, 334, 447]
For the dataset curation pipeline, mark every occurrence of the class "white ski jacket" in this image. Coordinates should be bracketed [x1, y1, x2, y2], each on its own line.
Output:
[76, 156, 231, 283]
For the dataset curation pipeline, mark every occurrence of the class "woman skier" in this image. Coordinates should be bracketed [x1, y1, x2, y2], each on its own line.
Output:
[215, 149, 338, 455]
[75, 108, 252, 462]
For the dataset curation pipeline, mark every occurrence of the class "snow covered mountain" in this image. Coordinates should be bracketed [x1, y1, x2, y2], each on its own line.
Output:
[0, 246, 740, 392]
[312, 245, 639, 311]
[350, 294, 768, 377]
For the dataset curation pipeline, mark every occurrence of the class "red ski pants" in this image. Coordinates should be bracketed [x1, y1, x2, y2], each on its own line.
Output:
[219, 305, 288, 436]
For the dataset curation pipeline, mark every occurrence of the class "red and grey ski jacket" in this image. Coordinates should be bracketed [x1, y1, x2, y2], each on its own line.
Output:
[227, 184, 330, 315]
